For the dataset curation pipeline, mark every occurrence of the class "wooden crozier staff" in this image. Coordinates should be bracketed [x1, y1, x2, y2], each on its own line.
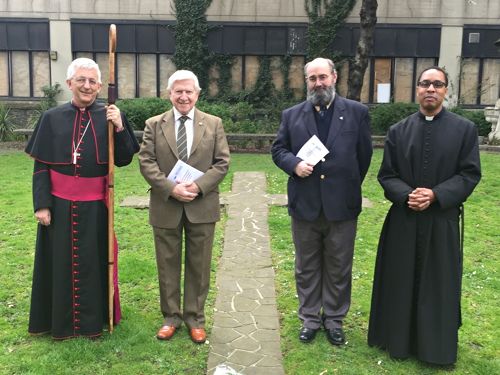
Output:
[107, 24, 117, 334]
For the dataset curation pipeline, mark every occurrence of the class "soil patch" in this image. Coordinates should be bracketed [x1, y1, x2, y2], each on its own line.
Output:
[0, 141, 26, 154]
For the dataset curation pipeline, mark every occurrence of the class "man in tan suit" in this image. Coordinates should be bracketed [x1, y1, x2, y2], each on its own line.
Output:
[139, 70, 230, 343]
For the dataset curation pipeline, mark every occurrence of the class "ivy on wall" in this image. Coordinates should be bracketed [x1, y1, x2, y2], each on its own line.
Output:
[305, 0, 356, 60]
[172, 0, 213, 90]
[210, 54, 235, 101]
[279, 55, 294, 100]
[170, 1, 297, 103]
[246, 56, 275, 105]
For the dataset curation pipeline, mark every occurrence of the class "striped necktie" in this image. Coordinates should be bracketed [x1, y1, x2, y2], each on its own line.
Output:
[177, 115, 189, 162]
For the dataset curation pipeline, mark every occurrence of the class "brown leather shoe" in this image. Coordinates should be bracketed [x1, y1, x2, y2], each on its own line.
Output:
[156, 325, 176, 340]
[189, 328, 206, 343]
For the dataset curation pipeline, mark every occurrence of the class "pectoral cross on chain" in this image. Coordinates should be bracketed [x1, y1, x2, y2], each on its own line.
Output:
[72, 151, 80, 165]
[72, 119, 91, 164]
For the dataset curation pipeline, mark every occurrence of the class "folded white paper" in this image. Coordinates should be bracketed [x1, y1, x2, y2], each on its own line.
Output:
[167, 160, 204, 183]
[296, 135, 329, 165]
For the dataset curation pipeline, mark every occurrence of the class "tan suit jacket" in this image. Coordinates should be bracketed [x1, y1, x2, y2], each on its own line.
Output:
[139, 108, 230, 228]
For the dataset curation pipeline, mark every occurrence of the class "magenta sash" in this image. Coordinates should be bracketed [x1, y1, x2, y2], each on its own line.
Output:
[50, 170, 106, 201]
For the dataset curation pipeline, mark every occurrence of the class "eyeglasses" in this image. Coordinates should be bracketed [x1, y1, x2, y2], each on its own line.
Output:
[306, 74, 330, 83]
[73, 77, 99, 87]
[417, 80, 447, 88]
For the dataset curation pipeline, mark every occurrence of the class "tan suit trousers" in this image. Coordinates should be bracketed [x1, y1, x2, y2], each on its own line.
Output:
[153, 211, 215, 329]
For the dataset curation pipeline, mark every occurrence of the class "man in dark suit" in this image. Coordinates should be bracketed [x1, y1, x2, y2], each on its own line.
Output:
[139, 70, 230, 344]
[272, 57, 372, 345]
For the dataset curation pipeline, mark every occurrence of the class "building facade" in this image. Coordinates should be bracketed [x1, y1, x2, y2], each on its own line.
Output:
[0, 0, 499, 107]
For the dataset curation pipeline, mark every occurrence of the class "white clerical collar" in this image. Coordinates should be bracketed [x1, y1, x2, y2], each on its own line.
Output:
[425, 116, 434, 121]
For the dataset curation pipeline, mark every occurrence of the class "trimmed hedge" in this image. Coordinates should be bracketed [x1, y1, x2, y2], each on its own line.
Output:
[117, 98, 171, 130]
[116, 98, 287, 134]
[449, 107, 491, 137]
[117, 98, 491, 137]
[369, 102, 419, 135]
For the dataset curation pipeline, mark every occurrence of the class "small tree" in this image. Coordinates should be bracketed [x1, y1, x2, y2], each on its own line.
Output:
[347, 0, 378, 101]
[0, 102, 14, 141]
[29, 83, 62, 128]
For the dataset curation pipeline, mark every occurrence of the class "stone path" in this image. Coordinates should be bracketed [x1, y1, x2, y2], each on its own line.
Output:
[206, 172, 285, 375]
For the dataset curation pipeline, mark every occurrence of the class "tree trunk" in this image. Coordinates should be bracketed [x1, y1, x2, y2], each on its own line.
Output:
[347, 0, 378, 101]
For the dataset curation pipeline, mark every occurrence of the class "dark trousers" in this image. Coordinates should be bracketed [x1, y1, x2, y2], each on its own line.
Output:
[153, 213, 215, 329]
[292, 215, 357, 330]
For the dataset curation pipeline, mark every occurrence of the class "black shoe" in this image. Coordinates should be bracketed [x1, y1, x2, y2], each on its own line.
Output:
[299, 327, 318, 343]
[326, 327, 345, 346]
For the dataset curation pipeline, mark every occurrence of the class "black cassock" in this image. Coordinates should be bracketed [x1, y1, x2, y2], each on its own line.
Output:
[26, 101, 139, 339]
[368, 109, 481, 365]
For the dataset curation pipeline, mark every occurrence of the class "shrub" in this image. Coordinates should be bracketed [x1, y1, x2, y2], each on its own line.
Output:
[117, 97, 171, 130]
[0, 102, 14, 141]
[449, 107, 491, 137]
[114, 97, 487, 138]
[117, 97, 285, 134]
[369, 102, 419, 135]
[29, 83, 62, 128]
[368, 102, 491, 137]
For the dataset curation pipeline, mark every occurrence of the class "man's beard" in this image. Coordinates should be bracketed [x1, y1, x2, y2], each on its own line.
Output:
[307, 85, 335, 106]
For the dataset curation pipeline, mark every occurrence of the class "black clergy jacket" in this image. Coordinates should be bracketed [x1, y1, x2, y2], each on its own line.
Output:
[25, 100, 139, 212]
[378, 109, 481, 207]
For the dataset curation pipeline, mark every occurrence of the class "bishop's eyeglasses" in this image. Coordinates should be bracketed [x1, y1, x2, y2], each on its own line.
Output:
[73, 77, 99, 87]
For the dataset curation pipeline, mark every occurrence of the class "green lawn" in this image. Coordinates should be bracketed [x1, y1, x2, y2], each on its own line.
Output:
[0, 149, 498, 374]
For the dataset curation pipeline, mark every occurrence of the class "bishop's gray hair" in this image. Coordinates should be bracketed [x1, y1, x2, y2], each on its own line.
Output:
[66, 58, 102, 83]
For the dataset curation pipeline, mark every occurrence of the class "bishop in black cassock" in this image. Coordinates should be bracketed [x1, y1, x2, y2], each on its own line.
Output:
[25, 58, 139, 339]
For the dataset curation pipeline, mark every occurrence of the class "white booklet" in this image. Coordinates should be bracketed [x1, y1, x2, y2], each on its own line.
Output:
[167, 160, 204, 183]
[296, 135, 329, 165]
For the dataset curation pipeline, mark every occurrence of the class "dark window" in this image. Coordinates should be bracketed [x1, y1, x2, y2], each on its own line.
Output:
[158, 26, 175, 54]
[72, 23, 93, 52]
[395, 30, 419, 56]
[266, 28, 286, 55]
[8, 23, 30, 50]
[331, 24, 441, 58]
[288, 27, 307, 54]
[462, 26, 500, 58]
[71, 21, 175, 54]
[245, 28, 266, 54]
[0, 24, 7, 50]
[222, 27, 245, 54]
[136, 25, 158, 53]
[206, 23, 308, 56]
[0, 19, 50, 98]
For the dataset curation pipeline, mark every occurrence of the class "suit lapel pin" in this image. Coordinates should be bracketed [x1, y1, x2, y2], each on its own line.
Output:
[339, 116, 344, 120]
